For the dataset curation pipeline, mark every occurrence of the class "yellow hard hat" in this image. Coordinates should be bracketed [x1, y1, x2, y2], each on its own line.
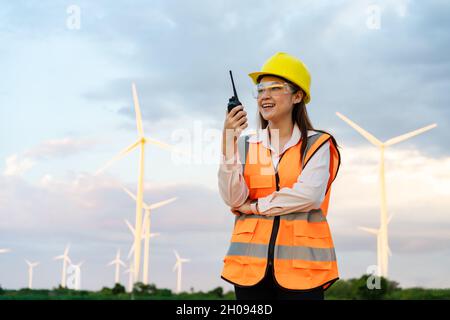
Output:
[248, 52, 312, 104]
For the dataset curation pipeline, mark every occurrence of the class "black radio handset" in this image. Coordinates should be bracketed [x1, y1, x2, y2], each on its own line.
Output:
[227, 70, 242, 113]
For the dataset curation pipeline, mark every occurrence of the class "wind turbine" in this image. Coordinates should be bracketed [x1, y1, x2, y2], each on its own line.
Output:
[53, 244, 71, 288]
[124, 219, 160, 260]
[336, 112, 436, 277]
[124, 263, 135, 293]
[25, 260, 39, 289]
[70, 261, 84, 290]
[95, 83, 181, 281]
[108, 249, 126, 285]
[123, 186, 176, 284]
[173, 250, 190, 294]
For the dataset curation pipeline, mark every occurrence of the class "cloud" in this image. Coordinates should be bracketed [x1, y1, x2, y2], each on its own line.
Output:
[3, 154, 35, 176]
[24, 137, 98, 160]
[1, 143, 450, 281]
[2, 137, 100, 177]
[71, 1, 450, 159]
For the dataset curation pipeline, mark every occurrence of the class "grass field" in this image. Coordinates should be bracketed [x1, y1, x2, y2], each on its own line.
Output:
[1, 275, 449, 300]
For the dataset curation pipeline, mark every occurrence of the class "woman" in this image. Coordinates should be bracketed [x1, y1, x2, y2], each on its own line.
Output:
[218, 52, 341, 300]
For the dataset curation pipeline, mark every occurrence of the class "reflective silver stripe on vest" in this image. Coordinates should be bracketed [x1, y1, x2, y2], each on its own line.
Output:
[226, 242, 268, 259]
[234, 209, 326, 222]
[279, 209, 326, 222]
[226, 242, 336, 262]
[238, 134, 251, 174]
[235, 215, 274, 221]
[275, 245, 336, 261]
[301, 132, 323, 168]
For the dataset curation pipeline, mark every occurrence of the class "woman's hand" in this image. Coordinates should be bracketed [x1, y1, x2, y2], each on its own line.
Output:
[223, 105, 248, 134]
[222, 105, 248, 159]
[231, 198, 254, 216]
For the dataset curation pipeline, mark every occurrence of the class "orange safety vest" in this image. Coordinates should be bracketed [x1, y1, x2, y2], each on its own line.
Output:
[221, 131, 341, 291]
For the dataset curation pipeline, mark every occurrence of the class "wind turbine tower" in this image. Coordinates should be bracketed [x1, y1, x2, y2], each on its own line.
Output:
[336, 112, 436, 277]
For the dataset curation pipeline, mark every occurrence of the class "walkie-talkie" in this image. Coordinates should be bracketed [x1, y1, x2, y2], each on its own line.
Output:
[227, 70, 242, 113]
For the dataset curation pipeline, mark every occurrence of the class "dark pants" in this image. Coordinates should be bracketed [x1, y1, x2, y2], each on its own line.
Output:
[234, 266, 324, 300]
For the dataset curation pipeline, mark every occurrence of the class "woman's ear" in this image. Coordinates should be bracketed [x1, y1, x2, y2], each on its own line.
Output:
[293, 90, 303, 104]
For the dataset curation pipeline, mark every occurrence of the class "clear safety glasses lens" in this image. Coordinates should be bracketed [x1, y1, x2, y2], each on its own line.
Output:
[252, 82, 291, 99]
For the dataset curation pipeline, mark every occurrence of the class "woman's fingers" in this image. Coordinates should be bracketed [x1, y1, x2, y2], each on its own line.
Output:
[236, 115, 247, 126]
[236, 121, 249, 137]
[223, 105, 247, 140]
[228, 105, 243, 118]
[231, 110, 247, 123]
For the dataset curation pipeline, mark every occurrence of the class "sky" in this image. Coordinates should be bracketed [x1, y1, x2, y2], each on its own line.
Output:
[1, 0, 450, 292]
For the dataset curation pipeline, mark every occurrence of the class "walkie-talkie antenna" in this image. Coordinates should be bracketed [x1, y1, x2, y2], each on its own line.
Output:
[229, 70, 239, 100]
[227, 70, 242, 112]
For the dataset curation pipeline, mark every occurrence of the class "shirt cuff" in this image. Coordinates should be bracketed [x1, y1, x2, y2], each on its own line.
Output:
[250, 200, 259, 214]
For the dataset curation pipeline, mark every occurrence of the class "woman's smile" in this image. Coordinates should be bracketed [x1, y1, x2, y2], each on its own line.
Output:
[259, 103, 277, 119]
[261, 102, 275, 109]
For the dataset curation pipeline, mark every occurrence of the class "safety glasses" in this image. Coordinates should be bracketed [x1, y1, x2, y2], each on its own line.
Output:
[252, 81, 294, 99]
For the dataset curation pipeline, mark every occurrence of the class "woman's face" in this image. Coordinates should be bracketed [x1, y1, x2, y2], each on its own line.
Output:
[257, 75, 303, 123]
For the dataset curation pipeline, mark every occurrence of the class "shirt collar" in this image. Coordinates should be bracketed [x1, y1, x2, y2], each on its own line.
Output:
[248, 123, 318, 154]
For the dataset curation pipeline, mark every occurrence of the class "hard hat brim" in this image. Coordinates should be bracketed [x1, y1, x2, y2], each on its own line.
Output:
[248, 71, 311, 104]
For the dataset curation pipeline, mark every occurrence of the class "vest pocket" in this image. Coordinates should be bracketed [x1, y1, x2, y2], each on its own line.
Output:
[292, 259, 333, 270]
[292, 221, 334, 270]
[232, 218, 258, 243]
[293, 220, 330, 239]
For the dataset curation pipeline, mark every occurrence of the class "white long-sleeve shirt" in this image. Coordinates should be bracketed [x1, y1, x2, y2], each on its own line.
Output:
[218, 124, 330, 216]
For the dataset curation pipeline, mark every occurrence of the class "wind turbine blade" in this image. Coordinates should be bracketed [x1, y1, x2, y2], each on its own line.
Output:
[132, 82, 145, 137]
[123, 185, 152, 218]
[54, 255, 64, 260]
[25, 259, 31, 266]
[122, 186, 137, 202]
[149, 233, 160, 238]
[0, 248, 11, 254]
[146, 136, 191, 157]
[388, 214, 393, 225]
[127, 244, 135, 260]
[336, 112, 383, 147]
[387, 246, 392, 257]
[124, 263, 134, 274]
[107, 260, 116, 266]
[174, 250, 180, 260]
[32, 262, 40, 267]
[119, 260, 126, 267]
[358, 226, 379, 235]
[173, 262, 179, 272]
[64, 244, 71, 256]
[95, 140, 141, 175]
[124, 219, 135, 235]
[145, 138, 177, 152]
[384, 123, 437, 147]
[148, 197, 177, 210]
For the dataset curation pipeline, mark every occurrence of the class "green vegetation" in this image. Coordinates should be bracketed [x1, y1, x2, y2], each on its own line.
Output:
[1, 275, 449, 300]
